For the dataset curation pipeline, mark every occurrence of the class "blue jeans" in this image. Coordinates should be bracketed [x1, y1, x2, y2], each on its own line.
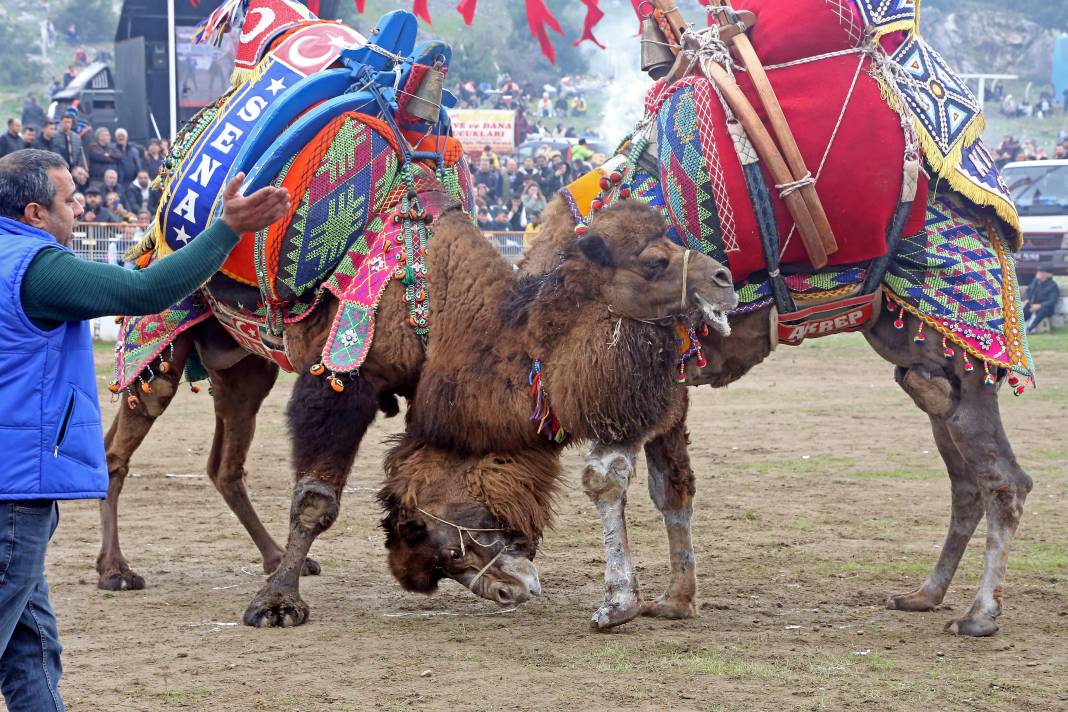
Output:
[0, 500, 64, 712]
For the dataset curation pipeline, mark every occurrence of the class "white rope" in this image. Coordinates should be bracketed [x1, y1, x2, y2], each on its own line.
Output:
[775, 172, 814, 199]
[681, 249, 691, 309]
[415, 506, 504, 557]
[468, 548, 504, 589]
[779, 51, 868, 260]
[758, 47, 866, 72]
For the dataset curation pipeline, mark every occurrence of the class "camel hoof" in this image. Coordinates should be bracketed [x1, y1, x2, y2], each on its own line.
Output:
[243, 590, 310, 628]
[886, 588, 940, 612]
[590, 598, 642, 631]
[945, 612, 999, 637]
[641, 595, 697, 620]
[97, 572, 146, 592]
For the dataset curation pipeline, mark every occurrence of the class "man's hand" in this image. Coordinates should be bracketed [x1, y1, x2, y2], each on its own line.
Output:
[221, 173, 291, 235]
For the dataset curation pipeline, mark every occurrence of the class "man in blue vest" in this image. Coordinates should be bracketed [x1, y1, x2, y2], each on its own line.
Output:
[0, 149, 289, 711]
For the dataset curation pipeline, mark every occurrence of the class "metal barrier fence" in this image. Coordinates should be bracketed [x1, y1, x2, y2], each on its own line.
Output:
[71, 222, 531, 265]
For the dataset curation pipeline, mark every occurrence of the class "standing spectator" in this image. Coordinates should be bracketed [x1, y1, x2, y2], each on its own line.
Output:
[20, 94, 47, 131]
[33, 120, 59, 154]
[0, 119, 23, 158]
[21, 127, 38, 150]
[71, 165, 91, 194]
[571, 138, 594, 163]
[113, 129, 142, 185]
[503, 158, 522, 200]
[53, 114, 86, 170]
[73, 45, 89, 67]
[86, 128, 122, 189]
[480, 145, 500, 170]
[61, 65, 77, 87]
[124, 170, 156, 214]
[142, 139, 164, 179]
[1024, 270, 1061, 334]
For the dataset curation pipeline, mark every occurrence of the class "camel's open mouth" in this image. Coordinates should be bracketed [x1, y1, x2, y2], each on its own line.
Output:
[697, 294, 732, 337]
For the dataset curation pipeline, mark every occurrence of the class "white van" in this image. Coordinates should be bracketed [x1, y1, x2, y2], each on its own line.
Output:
[1001, 159, 1068, 279]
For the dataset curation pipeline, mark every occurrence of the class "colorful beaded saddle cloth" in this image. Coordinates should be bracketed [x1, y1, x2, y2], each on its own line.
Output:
[561, 0, 1032, 385]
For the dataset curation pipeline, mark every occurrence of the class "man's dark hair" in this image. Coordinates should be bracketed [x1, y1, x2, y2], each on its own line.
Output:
[6, 118, 16, 129]
[0, 149, 69, 220]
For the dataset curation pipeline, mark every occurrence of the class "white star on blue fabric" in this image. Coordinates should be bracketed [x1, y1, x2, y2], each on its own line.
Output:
[174, 225, 192, 244]
[266, 78, 286, 96]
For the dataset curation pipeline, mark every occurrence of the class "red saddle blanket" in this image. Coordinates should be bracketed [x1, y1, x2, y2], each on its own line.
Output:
[632, 4, 928, 284]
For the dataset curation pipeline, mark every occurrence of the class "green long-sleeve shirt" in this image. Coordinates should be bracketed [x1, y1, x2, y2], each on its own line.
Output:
[21, 221, 239, 330]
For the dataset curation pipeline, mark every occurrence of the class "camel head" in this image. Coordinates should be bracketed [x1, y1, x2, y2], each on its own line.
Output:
[555, 201, 737, 333]
[379, 439, 558, 607]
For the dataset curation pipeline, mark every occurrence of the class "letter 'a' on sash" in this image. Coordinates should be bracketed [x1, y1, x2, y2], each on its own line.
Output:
[158, 23, 366, 256]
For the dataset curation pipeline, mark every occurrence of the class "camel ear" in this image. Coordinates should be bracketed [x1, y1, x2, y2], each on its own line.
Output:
[576, 234, 615, 268]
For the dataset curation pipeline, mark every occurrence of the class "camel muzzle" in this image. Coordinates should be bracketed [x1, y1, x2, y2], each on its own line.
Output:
[461, 554, 541, 606]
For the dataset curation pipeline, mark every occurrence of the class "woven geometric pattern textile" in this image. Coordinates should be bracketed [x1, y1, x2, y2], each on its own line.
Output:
[115, 292, 211, 389]
[275, 114, 399, 300]
[891, 36, 983, 171]
[884, 190, 1032, 377]
[951, 139, 1021, 247]
[850, 0, 916, 36]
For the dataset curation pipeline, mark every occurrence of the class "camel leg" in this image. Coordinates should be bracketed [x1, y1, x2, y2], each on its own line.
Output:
[242, 371, 378, 628]
[641, 410, 698, 620]
[886, 417, 982, 612]
[869, 315, 1032, 636]
[98, 331, 193, 591]
[204, 357, 321, 576]
[583, 442, 643, 631]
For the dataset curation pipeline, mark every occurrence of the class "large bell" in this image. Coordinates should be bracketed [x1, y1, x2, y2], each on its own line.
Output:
[640, 17, 675, 80]
[406, 61, 446, 124]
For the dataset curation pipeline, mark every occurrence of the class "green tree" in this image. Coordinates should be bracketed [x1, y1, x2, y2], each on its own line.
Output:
[54, 0, 118, 44]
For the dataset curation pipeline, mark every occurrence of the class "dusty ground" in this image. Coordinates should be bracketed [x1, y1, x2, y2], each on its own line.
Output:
[15, 332, 1067, 712]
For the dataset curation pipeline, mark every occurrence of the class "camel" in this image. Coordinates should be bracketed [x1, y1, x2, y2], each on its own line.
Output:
[520, 194, 1033, 637]
[102, 199, 737, 627]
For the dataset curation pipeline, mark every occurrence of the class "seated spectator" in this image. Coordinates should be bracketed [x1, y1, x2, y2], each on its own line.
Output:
[1024, 269, 1061, 334]
[125, 170, 156, 214]
[104, 191, 129, 221]
[521, 181, 547, 216]
[523, 211, 543, 248]
[71, 165, 91, 194]
[82, 189, 116, 223]
[102, 169, 122, 199]
[475, 208, 494, 233]
[474, 158, 502, 203]
[488, 209, 510, 231]
[507, 196, 525, 231]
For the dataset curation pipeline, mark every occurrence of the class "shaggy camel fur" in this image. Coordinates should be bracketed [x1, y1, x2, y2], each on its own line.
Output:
[521, 194, 1033, 637]
[100, 200, 737, 627]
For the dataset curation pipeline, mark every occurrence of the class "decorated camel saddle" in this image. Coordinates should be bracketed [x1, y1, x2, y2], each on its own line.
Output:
[562, 0, 1032, 386]
[113, 3, 473, 395]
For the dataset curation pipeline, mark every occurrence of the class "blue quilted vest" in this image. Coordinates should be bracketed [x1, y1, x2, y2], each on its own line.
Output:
[0, 216, 107, 500]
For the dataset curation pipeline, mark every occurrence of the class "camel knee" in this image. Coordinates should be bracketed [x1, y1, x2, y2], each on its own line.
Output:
[582, 446, 636, 504]
[290, 479, 340, 535]
[896, 366, 955, 418]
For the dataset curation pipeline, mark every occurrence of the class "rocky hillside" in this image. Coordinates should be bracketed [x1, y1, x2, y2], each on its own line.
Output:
[921, 4, 1060, 80]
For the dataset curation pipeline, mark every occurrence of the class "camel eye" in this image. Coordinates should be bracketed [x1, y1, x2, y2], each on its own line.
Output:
[447, 548, 463, 561]
[642, 256, 669, 277]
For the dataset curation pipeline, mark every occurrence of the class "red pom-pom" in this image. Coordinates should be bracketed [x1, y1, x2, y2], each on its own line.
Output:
[190, 384, 201, 394]
[943, 347, 954, 358]
[893, 319, 904, 329]
[574, 223, 589, 236]
[609, 171, 623, 183]
[309, 363, 325, 376]
[964, 361, 974, 373]
[619, 187, 631, 198]
[599, 177, 611, 190]
[1014, 385, 1025, 396]
[591, 198, 604, 211]
[108, 382, 120, 394]
[330, 377, 345, 393]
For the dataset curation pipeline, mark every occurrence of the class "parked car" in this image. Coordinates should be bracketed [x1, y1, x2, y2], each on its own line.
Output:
[517, 137, 611, 164]
[1002, 159, 1068, 279]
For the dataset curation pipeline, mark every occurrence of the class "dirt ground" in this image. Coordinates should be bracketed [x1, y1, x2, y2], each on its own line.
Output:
[15, 332, 1067, 712]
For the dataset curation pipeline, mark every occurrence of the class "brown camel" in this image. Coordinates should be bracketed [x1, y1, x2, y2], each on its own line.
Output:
[101, 199, 737, 627]
[520, 195, 1033, 637]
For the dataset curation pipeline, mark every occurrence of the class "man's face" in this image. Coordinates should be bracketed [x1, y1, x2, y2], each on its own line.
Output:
[86, 193, 102, 209]
[42, 123, 55, 140]
[1036, 271, 1051, 282]
[23, 128, 36, 143]
[478, 158, 491, 171]
[9, 119, 21, 136]
[506, 159, 517, 173]
[60, 116, 73, 132]
[136, 171, 149, 187]
[523, 157, 534, 170]
[23, 168, 82, 247]
[98, 129, 111, 145]
[104, 169, 118, 187]
[72, 166, 87, 183]
[116, 130, 127, 147]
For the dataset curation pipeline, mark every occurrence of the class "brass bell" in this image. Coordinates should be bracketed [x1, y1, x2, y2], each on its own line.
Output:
[640, 17, 675, 80]
[406, 60, 445, 124]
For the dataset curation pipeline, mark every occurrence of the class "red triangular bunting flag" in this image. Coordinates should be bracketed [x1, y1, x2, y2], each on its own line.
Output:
[573, 0, 605, 48]
[353, 0, 366, 13]
[525, 0, 563, 64]
[306, 0, 320, 16]
[412, 0, 431, 24]
[456, 0, 478, 25]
